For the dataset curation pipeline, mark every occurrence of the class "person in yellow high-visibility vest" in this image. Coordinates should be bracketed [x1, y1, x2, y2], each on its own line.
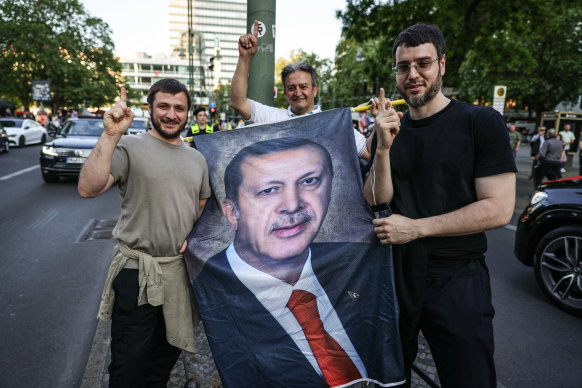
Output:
[189, 107, 213, 137]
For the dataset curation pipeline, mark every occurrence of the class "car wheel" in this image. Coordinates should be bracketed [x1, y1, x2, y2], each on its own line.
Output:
[42, 171, 59, 183]
[41, 133, 47, 144]
[18, 136, 25, 147]
[534, 225, 582, 317]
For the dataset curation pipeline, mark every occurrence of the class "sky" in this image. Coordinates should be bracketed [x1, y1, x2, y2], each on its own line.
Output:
[80, 0, 347, 60]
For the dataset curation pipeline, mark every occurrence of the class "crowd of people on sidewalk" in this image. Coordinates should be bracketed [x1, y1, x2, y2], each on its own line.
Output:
[527, 123, 581, 188]
[77, 22, 520, 388]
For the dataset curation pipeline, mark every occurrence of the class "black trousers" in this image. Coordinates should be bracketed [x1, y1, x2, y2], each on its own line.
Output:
[535, 160, 561, 184]
[399, 267, 496, 388]
[108, 269, 181, 388]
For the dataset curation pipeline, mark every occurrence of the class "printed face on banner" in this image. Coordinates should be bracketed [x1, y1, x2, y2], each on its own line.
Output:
[186, 111, 405, 387]
[222, 143, 333, 267]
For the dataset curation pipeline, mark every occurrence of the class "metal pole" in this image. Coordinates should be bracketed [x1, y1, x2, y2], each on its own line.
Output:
[187, 0, 195, 114]
[247, 0, 275, 106]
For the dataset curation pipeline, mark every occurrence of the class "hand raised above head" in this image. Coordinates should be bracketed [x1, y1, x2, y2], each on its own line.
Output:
[103, 87, 135, 137]
[238, 20, 259, 57]
[373, 88, 402, 151]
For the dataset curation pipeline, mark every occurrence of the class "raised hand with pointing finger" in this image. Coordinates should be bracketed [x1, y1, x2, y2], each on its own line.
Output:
[373, 87, 402, 151]
[238, 20, 259, 58]
[103, 87, 135, 137]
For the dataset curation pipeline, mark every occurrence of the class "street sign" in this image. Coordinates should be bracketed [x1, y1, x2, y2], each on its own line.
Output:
[209, 101, 216, 108]
[493, 85, 506, 115]
[32, 80, 51, 101]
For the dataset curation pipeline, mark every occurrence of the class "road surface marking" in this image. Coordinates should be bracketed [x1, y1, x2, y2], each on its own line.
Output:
[0, 165, 39, 181]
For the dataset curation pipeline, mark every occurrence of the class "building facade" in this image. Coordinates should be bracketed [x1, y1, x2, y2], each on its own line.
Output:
[120, 53, 206, 106]
[121, 0, 247, 109]
[169, 0, 247, 88]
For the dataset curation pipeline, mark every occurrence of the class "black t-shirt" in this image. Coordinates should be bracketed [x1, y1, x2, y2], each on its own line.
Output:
[372, 99, 516, 276]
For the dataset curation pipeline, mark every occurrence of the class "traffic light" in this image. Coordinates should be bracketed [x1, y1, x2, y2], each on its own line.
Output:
[210, 106, 216, 119]
[209, 56, 215, 71]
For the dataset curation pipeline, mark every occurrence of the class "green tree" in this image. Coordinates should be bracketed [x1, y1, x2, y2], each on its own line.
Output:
[459, 1, 582, 121]
[214, 81, 234, 118]
[0, 0, 128, 112]
[337, 0, 582, 121]
[333, 36, 396, 109]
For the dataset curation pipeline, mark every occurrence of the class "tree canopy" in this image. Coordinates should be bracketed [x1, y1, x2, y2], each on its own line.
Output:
[0, 0, 128, 112]
[337, 0, 582, 121]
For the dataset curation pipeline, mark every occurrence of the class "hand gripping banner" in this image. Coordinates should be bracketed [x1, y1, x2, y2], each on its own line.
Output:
[184, 108, 405, 387]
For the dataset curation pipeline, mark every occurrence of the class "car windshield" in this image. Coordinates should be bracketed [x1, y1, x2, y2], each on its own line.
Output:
[130, 120, 147, 129]
[0, 119, 23, 127]
[61, 120, 104, 136]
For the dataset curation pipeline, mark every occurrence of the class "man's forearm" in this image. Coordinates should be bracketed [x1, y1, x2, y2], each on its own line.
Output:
[230, 56, 253, 119]
[364, 148, 393, 205]
[412, 195, 514, 239]
[78, 133, 120, 198]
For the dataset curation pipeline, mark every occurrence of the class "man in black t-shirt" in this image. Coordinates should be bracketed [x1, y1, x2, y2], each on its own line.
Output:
[364, 24, 516, 388]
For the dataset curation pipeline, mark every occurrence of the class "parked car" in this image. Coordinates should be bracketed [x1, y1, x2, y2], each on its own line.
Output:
[127, 117, 150, 135]
[514, 175, 582, 316]
[0, 118, 48, 147]
[0, 123, 9, 153]
[39, 117, 103, 183]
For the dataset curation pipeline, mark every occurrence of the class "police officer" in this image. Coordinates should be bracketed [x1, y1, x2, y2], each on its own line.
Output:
[189, 107, 213, 136]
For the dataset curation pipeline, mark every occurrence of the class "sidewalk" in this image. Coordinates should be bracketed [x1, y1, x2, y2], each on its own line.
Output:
[81, 317, 439, 388]
[82, 146, 578, 388]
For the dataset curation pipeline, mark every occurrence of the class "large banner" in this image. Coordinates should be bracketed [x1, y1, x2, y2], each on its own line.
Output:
[184, 108, 404, 388]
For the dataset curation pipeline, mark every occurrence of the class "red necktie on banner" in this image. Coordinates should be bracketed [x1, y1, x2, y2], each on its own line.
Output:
[287, 290, 362, 387]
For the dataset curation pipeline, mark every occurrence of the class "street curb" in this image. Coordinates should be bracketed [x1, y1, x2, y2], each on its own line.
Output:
[81, 319, 110, 388]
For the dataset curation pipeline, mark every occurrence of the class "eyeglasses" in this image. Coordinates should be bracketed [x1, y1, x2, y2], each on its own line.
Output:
[392, 58, 439, 76]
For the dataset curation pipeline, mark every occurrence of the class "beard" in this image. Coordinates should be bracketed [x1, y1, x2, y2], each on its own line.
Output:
[150, 111, 187, 139]
[398, 71, 443, 108]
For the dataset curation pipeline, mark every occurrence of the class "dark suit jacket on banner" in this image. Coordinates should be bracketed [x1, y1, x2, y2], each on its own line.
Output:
[193, 243, 403, 387]
[184, 109, 405, 387]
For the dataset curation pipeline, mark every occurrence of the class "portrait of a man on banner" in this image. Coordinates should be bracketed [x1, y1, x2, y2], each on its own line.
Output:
[184, 108, 404, 388]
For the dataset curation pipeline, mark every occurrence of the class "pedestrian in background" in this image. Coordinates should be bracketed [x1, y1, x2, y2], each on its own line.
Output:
[188, 107, 213, 138]
[529, 126, 546, 180]
[535, 128, 564, 184]
[559, 124, 575, 172]
[78, 79, 211, 388]
[367, 23, 516, 388]
[508, 124, 522, 159]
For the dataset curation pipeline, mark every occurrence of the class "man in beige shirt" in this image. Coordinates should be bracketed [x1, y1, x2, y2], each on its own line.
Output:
[78, 79, 211, 387]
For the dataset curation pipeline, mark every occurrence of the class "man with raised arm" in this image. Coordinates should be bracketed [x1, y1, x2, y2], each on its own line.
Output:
[366, 24, 516, 387]
[78, 79, 211, 387]
[231, 20, 371, 160]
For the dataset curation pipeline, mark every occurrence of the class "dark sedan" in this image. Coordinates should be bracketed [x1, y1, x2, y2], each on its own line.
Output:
[39, 117, 103, 182]
[514, 175, 582, 316]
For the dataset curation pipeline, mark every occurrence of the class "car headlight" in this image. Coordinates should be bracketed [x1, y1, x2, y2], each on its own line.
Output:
[42, 145, 58, 156]
[530, 191, 548, 205]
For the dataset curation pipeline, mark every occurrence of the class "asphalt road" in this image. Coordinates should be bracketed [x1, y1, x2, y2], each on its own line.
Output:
[0, 142, 580, 387]
[0, 144, 119, 387]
